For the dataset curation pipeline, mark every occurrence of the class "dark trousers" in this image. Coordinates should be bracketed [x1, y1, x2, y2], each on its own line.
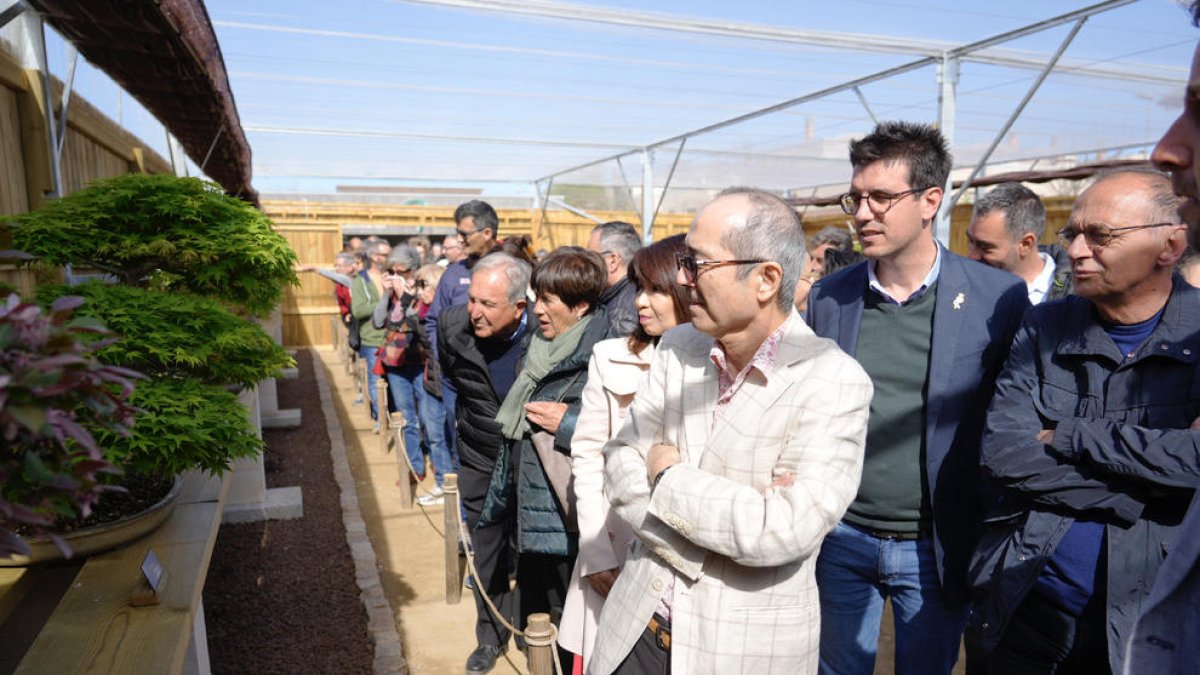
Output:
[988, 591, 1111, 675]
[518, 551, 575, 667]
[459, 461, 516, 648]
[611, 621, 671, 675]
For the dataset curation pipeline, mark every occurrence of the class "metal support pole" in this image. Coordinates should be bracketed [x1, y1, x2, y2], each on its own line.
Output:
[947, 18, 1088, 214]
[16, 10, 63, 199]
[650, 139, 686, 243]
[640, 149, 654, 243]
[166, 133, 189, 177]
[615, 155, 640, 214]
[537, 177, 556, 249]
[54, 43, 77, 162]
[0, 1, 27, 32]
[199, 124, 226, 174]
[852, 86, 880, 125]
[934, 53, 959, 248]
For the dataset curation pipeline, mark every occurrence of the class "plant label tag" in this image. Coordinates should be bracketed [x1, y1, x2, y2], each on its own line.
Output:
[141, 548, 164, 592]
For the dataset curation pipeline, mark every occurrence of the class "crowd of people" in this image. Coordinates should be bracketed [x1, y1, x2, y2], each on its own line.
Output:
[296, 7, 1200, 674]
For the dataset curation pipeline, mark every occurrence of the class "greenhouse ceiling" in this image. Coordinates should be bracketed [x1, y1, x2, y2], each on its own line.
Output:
[16, 0, 1200, 205]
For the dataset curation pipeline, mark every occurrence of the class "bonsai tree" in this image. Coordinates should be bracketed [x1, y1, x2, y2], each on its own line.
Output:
[0, 173, 299, 507]
[36, 283, 293, 389]
[8, 173, 297, 315]
[0, 293, 138, 558]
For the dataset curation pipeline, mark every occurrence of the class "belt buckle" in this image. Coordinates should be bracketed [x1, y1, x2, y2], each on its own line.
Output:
[648, 615, 671, 651]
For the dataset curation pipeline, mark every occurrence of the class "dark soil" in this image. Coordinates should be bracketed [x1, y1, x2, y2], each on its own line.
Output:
[15, 473, 174, 537]
[203, 350, 374, 674]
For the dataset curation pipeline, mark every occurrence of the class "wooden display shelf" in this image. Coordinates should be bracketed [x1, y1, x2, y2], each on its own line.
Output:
[2, 470, 229, 675]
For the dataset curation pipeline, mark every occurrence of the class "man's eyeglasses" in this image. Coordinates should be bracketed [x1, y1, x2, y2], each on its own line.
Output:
[838, 187, 933, 216]
[1057, 222, 1178, 249]
[675, 252, 765, 282]
[456, 228, 478, 240]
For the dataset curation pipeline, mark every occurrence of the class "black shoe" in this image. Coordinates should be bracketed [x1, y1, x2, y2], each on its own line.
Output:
[465, 644, 504, 674]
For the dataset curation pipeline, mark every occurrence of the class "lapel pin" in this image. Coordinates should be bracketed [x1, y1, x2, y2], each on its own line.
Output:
[953, 292, 966, 310]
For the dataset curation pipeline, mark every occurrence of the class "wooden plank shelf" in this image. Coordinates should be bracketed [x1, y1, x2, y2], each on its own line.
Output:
[6, 469, 229, 675]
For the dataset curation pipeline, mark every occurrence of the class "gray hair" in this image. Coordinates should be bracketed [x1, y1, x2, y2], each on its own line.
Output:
[368, 239, 391, 256]
[590, 221, 643, 264]
[714, 187, 807, 311]
[472, 252, 532, 305]
[1090, 168, 1183, 226]
[808, 226, 854, 253]
[335, 252, 355, 266]
[973, 182, 1046, 240]
[386, 245, 421, 271]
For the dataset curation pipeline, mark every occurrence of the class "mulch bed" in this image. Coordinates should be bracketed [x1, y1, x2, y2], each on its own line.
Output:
[203, 350, 374, 674]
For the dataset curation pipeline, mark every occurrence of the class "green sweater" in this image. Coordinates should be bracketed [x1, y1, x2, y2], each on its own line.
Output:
[351, 273, 386, 348]
[845, 282, 937, 534]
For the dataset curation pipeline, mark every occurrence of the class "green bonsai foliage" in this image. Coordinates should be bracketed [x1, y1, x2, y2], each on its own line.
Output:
[91, 376, 264, 478]
[8, 173, 298, 315]
[37, 283, 293, 390]
[0, 293, 139, 558]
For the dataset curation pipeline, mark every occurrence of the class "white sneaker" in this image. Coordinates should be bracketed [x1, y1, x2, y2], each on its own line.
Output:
[417, 486, 445, 506]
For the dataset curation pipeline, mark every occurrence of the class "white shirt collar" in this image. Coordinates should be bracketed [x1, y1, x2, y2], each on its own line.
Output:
[867, 242, 943, 305]
[1027, 252, 1056, 306]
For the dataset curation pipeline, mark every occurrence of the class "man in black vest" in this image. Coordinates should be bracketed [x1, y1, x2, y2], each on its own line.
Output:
[439, 252, 533, 674]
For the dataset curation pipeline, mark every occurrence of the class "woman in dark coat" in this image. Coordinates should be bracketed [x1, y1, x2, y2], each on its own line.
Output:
[484, 246, 610, 667]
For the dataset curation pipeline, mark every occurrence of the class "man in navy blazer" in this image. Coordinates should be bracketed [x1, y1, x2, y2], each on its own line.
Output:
[806, 121, 1029, 675]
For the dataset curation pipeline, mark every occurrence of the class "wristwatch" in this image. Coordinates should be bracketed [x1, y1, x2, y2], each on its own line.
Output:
[652, 464, 674, 491]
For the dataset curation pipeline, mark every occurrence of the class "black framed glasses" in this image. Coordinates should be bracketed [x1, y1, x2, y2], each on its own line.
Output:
[838, 186, 933, 216]
[456, 227, 478, 240]
[1057, 222, 1178, 249]
[675, 252, 766, 282]
[414, 280, 428, 289]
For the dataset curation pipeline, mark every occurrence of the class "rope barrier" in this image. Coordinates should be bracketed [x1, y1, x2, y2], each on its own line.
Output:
[451, 485, 564, 675]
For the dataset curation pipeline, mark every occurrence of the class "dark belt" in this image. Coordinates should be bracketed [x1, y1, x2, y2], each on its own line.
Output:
[647, 614, 671, 651]
[850, 522, 926, 541]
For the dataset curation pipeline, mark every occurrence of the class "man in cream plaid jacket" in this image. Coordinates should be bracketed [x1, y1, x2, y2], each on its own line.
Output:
[589, 188, 872, 675]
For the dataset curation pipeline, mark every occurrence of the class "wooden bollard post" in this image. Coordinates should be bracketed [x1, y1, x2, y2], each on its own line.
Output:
[443, 473, 462, 605]
[330, 315, 341, 357]
[525, 613, 555, 675]
[391, 411, 413, 509]
[375, 378, 389, 431]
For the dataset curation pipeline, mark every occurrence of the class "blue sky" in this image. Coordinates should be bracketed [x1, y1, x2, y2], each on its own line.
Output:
[41, 0, 1200, 201]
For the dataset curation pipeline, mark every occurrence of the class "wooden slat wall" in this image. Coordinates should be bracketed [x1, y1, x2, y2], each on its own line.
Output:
[0, 86, 29, 217]
[59, 125, 136, 196]
[275, 224, 343, 348]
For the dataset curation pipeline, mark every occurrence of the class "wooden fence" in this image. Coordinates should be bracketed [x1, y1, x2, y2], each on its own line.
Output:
[269, 194, 1081, 348]
[0, 42, 171, 294]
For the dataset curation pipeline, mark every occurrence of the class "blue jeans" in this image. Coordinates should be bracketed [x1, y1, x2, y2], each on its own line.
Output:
[441, 377, 460, 471]
[817, 521, 969, 675]
[359, 345, 380, 421]
[385, 364, 426, 478]
[414, 377, 453, 487]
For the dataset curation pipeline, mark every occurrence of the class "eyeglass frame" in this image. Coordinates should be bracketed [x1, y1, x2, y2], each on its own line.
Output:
[1057, 221, 1179, 249]
[675, 252, 767, 282]
[837, 186, 935, 216]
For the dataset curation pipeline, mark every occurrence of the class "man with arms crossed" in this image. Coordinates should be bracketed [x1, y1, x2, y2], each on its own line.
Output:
[589, 188, 873, 674]
[973, 170, 1199, 674]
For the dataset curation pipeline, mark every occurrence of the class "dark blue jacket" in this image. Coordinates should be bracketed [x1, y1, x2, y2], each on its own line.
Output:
[806, 249, 1029, 603]
[971, 277, 1200, 671]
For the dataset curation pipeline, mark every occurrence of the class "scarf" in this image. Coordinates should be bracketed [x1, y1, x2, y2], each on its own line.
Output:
[496, 313, 593, 440]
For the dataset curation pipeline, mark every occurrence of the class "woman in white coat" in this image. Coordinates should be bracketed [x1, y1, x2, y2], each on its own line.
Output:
[559, 234, 690, 673]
